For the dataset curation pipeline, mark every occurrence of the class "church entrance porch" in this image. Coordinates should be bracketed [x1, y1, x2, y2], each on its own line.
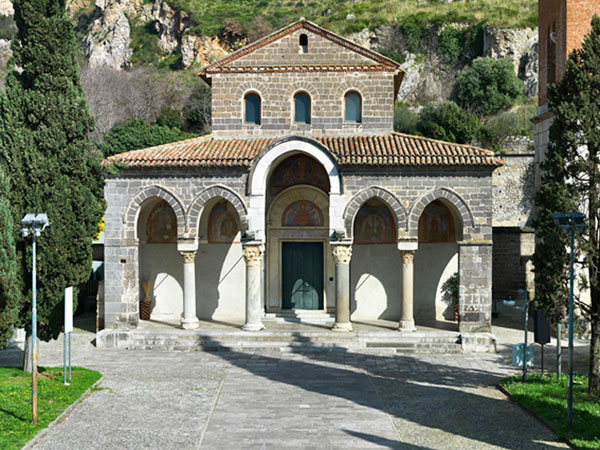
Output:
[282, 242, 324, 310]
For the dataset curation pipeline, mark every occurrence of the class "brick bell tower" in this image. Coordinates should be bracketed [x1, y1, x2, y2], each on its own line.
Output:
[534, 0, 600, 187]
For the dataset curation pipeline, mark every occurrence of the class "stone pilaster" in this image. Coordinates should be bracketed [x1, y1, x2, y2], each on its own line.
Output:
[458, 242, 493, 333]
[399, 250, 416, 331]
[242, 243, 264, 331]
[180, 250, 200, 330]
[331, 244, 353, 332]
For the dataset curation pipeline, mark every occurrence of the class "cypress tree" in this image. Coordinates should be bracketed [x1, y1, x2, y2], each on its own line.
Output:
[533, 16, 600, 392]
[0, 165, 19, 348]
[0, 0, 104, 348]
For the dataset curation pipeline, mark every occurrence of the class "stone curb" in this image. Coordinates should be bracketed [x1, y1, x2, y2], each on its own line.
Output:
[22, 375, 105, 450]
[496, 383, 578, 450]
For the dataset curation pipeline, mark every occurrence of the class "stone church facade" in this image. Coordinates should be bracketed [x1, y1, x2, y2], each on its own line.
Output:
[102, 19, 501, 335]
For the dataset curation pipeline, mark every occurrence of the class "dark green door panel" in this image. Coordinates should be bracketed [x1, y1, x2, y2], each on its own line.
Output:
[282, 242, 323, 310]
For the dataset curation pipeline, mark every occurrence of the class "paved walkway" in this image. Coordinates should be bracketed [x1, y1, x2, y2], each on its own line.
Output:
[1, 331, 573, 450]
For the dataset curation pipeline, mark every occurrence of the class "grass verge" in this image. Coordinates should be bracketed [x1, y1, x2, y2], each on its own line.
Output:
[500, 374, 600, 449]
[0, 366, 102, 450]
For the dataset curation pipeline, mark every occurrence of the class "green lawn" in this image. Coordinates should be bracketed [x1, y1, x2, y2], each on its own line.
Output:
[500, 375, 600, 449]
[0, 366, 101, 450]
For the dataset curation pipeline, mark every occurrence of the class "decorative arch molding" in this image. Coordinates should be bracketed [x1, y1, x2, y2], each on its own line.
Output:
[336, 81, 368, 101]
[187, 185, 248, 237]
[248, 136, 341, 196]
[268, 185, 329, 228]
[123, 185, 186, 240]
[234, 81, 269, 99]
[343, 186, 408, 239]
[407, 188, 474, 239]
[284, 81, 323, 100]
[247, 136, 343, 240]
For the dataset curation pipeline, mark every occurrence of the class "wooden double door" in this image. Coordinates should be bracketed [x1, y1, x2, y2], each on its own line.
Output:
[281, 242, 324, 310]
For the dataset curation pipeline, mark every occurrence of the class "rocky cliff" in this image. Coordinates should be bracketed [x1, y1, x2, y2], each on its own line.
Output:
[0, 0, 539, 104]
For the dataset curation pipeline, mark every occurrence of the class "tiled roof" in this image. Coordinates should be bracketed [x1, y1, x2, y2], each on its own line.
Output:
[105, 133, 503, 169]
[201, 19, 401, 74]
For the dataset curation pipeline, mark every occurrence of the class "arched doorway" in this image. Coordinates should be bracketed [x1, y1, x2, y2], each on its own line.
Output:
[414, 199, 459, 322]
[265, 154, 334, 311]
[196, 198, 245, 321]
[136, 198, 183, 321]
[351, 198, 402, 320]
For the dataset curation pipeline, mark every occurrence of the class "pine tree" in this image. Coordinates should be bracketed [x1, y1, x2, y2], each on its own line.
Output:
[0, 165, 19, 348]
[0, 0, 104, 349]
[534, 16, 600, 392]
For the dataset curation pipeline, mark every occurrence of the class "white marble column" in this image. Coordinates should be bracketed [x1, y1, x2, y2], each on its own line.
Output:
[399, 250, 416, 331]
[242, 243, 264, 331]
[331, 244, 353, 332]
[180, 251, 200, 330]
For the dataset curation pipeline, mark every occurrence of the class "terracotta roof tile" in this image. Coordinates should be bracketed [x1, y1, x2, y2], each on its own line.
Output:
[105, 133, 503, 169]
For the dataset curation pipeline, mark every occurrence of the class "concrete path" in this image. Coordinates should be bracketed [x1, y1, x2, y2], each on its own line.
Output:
[1, 340, 571, 450]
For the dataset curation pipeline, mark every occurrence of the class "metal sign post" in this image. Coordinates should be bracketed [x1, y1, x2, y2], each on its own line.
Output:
[20, 213, 49, 426]
[64, 287, 73, 385]
[557, 322, 562, 379]
[523, 290, 529, 382]
[552, 211, 586, 431]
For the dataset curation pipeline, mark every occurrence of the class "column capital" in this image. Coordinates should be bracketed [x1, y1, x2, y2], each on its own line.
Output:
[400, 250, 415, 265]
[331, 244, 352, 265]
[180, 251, 197, 264]
[242, 244, 263, 267]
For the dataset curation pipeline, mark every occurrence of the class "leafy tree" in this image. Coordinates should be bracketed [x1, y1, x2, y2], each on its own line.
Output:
[99, 119, 196, 157]
[0, 166, 19, 348]
[452, 57, 524, 116]
[417, 102, 480, 144]
[393, 102, 419, 135]
[156, 107, 184, 130]
[0, 0, 105, 353]
[533, 16, 600, 392]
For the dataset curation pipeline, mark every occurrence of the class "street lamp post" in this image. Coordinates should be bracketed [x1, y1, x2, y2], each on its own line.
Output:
[552, 211, 586, 431]
[21, 213, 49, 426]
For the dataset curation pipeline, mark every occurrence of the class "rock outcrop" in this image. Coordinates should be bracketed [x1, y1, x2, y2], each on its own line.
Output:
[483, 26, 538, 96]
[83, 0, 141, 69]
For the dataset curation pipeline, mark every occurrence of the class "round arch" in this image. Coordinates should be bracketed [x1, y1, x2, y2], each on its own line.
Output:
[408, 188, 474, 240]
[187, 185, 248, 238]
[343, 186, 408, 239]
[123, 185, 186, 240]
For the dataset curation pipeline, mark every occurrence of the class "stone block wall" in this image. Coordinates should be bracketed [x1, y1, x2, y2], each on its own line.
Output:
[492, 227, 535, 300]
[211, 71, 394, 138]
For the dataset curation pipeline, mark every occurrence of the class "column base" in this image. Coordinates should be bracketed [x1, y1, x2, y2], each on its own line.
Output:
[332, 322, 353, 332]
[242, 322, 264, 332]
[181, 317, 200, 330]
[398, 320, 416, 332]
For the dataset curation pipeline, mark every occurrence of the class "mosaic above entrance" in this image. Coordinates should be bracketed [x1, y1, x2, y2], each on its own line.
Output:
[270, 155, 330, 196]
[418, 200, 456, 243]
[282, 200, 324, 227]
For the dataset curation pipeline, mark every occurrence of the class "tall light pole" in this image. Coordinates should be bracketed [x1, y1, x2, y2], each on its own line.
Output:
[21, 213, 49, 425]
[552, 211, 585, 431]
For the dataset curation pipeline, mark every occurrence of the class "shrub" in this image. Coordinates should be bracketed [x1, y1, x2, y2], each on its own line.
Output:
[183, 83, 212, 133]
[452, 57, 525, 115]
[99, 119, 196, 157]
[417, 102, 480, 144]
[156, 107, 184, 130]
[397, 15, 429, 54]
[437, 24, 484, 65]
[393, 102, 419, 135]
[478, 103, 536, 150]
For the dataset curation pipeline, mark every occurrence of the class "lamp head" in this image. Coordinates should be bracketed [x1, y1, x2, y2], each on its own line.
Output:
[21, 213, 36, 228]
[33, 213, 49, 230]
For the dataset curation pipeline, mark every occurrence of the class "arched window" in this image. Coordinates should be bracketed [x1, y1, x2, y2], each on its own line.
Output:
[354, 199, 395, 244]
[418, 200, 456, 243]
[208, 200, 239, 243]
[146, 199, 177, 243]
[244, 92, 261, 125]
[294, 92, 311, 124]
[299, 34, 308, 53]
[344, 91, 362, 123]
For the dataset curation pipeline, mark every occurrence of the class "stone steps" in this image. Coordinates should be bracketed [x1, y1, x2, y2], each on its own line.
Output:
[263, 310, 335, 325]
[98, 329, 465, 353]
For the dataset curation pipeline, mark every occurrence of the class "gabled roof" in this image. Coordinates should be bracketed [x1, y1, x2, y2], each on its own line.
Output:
[105, 133, 503, 169]
[200, 18, 403, 85]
